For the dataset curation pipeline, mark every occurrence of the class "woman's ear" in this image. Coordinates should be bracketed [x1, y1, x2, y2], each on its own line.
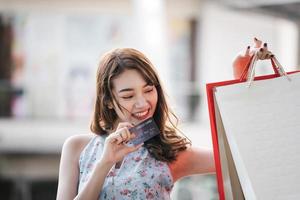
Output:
[108, 102, 114, 109]
[104, 97, 114, 109]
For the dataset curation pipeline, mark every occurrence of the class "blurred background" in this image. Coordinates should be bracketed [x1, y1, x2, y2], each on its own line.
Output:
[0, 0, 299, 199]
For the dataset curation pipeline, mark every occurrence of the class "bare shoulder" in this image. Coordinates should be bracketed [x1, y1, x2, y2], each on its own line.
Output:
[62, 134, 95, 160]
[63, 134, 95, 148]
[57, 134, 95, 200]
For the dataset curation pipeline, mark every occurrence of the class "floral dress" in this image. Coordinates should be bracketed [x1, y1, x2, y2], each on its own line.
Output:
[78, 135, 174, 200]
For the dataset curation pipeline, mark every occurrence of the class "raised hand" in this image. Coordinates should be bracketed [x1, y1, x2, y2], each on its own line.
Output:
[233, 37, 273, 79]
[101, 122, 143, 165]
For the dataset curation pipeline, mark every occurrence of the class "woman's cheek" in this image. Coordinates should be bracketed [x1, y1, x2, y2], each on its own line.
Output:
[151, 97, 158, 112]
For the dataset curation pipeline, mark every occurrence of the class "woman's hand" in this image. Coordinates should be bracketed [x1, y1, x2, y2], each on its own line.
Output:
[233, 37, 274, 79]
[100, 122, 143, 165]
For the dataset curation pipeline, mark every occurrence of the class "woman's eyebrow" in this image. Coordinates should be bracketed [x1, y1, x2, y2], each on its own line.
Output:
[118, 83, 150, 93]
[143, 83, 152, 88]
[118, 88, 133, 93]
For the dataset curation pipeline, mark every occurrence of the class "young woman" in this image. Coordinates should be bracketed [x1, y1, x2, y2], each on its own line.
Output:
[56, 48, 215, 200]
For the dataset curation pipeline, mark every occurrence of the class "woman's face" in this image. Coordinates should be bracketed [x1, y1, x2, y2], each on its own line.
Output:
[111, 69, 158, 125]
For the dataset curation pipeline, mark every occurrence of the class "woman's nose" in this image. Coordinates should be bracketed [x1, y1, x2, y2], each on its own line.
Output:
[135, 96, 147, 108]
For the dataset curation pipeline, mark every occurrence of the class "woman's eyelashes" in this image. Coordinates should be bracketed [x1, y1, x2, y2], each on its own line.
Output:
[122, 95, 133, 100]
[145, 87, 154, 93]
[120, 86, 154, 100]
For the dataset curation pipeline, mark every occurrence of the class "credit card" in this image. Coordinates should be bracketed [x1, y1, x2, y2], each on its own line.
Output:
[129, 117, 160, 145]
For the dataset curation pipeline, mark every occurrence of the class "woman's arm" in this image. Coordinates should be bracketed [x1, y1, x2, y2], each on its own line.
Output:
[56, 134, 93, 200]
[169, 146, 215, 182]
[74, 158, 114, 200]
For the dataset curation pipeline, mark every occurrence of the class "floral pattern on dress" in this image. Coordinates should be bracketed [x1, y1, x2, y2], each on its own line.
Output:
[78, 135, 174, 200]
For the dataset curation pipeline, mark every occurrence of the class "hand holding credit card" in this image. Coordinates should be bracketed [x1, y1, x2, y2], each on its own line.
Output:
[129, 118, 160, 145]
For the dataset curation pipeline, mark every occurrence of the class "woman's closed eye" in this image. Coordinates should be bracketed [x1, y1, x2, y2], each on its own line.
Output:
[145, 88, 153, 93]
[121, 95, 133, 99]
[119, 86, 154, 99]
[144, 86, 155, 93]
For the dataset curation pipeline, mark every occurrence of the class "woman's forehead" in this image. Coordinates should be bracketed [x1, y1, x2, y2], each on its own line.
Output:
[112, 69, 148, 91]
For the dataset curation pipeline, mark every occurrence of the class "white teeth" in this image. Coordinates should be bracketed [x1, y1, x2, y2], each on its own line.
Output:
[134, 110, 148, 117]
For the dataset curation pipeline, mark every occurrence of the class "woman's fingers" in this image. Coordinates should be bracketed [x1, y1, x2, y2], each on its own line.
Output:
[244, 46, 251, 56]
[108, 122, 137, 145]
[111, 127, 135, 145]
[257, 47, 273, 60]
[119, 127, 132, 144]
[116, 122, 134, 130]
[251, 38, 274, 60]
[262, 43, 274, 59]
[116, 122, 135, 143]
[114, 128, 127, 144]
[106, 122, 134, 145]
[263, 42, 268, 51]
[254, 37, 262, 48]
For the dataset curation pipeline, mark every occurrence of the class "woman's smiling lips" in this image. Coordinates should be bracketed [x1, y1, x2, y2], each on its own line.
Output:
[132, 109, 150, 120]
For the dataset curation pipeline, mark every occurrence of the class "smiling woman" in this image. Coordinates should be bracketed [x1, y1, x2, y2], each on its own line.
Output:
[56, 48, 216, 200]
[111, 70, 158, 124]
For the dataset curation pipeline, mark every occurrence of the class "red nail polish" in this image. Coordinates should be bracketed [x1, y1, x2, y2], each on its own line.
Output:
[247, 46, 250, 49]
[264, 43, 267, 47]
[260, 48, 263, 52]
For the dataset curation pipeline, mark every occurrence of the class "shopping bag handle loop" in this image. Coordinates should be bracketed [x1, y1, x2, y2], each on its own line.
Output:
[239, 50, 291, 87]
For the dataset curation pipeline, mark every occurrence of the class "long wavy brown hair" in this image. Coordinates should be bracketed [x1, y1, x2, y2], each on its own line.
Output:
[90, 48, 190, 162]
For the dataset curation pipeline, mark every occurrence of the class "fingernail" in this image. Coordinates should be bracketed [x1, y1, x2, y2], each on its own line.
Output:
[260, 48, 263, 52]
[270, 55, 274, 58]
[254, 37, 258, 41]
[247, 46, 250, 49]
[263, 43, 267, 47]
